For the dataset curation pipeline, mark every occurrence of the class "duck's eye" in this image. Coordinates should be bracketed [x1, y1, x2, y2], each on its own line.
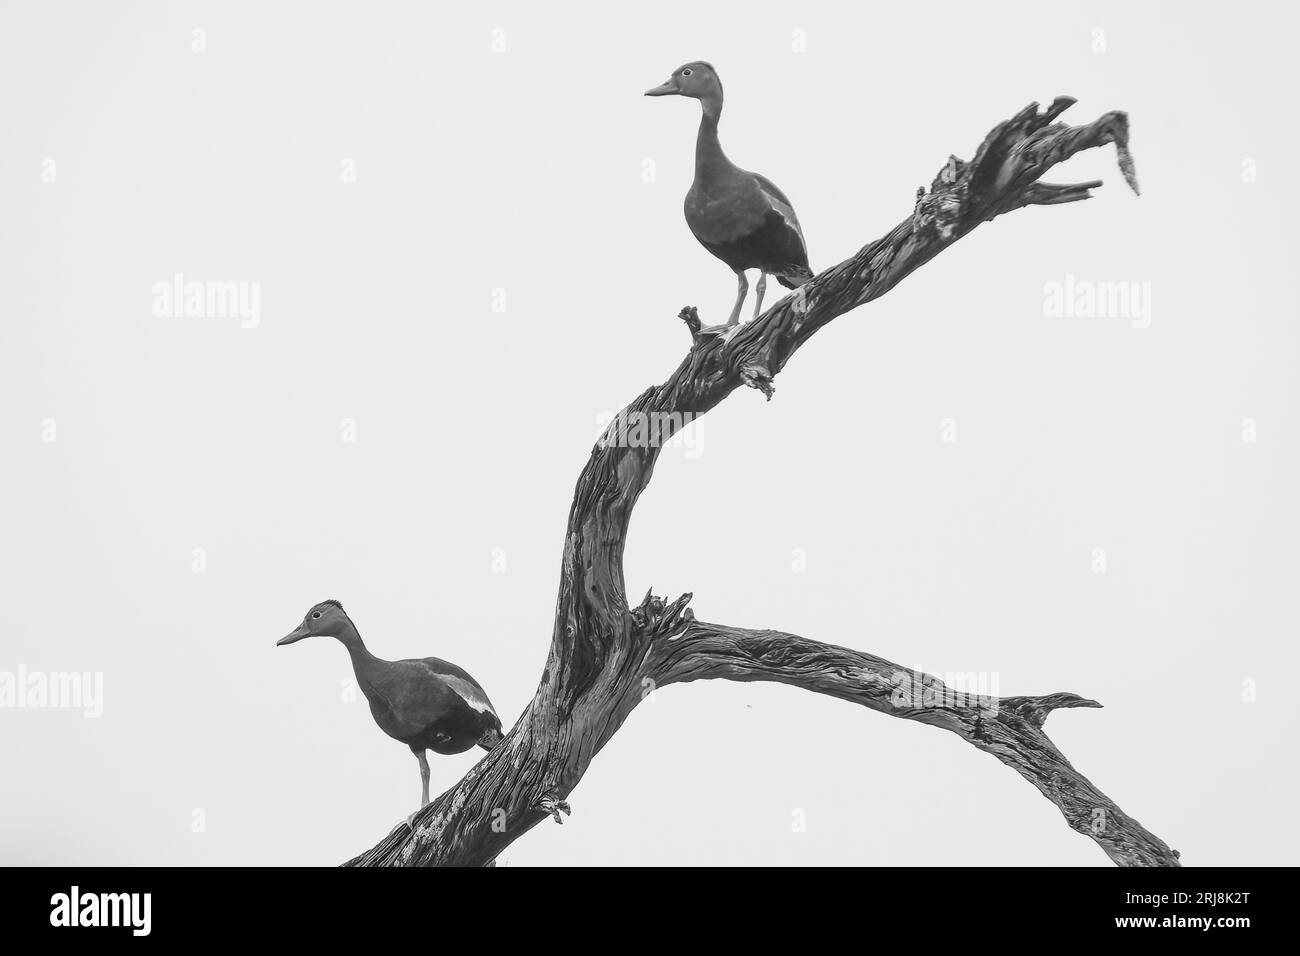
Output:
[312, 611, 322, 619]
[682, 68, 693, 76]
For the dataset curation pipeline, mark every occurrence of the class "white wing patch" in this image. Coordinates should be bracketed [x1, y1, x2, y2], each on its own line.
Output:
[441, 674, 497, 718]
[756, 183, 803, 239]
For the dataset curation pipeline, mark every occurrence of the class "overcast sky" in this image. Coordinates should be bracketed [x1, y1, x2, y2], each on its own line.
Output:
[1, 0, 1296, 866]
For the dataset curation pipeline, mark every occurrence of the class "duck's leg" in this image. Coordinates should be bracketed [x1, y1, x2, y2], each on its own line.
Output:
[700, 271, 749, 335]
[752, 272, 767, 320]
[727, 270, 749, 327]
[402, 748, 431, 829]
[416, 749, 430, 807]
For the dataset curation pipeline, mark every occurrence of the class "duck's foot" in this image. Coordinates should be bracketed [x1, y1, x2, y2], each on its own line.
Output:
[534, 796, 571, 824]
[679, 306, 742, 345]
[696, 322, 743, 342]
[392, 807, 425, 834]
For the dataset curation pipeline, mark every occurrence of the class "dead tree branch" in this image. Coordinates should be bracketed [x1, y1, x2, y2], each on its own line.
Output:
[344, 97, 1176, 867]
[651, 619, 1176, 866]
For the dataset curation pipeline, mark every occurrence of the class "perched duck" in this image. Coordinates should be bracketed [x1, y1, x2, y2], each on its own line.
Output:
[276, 599, 504, 815]
[646, 61, 813, 333]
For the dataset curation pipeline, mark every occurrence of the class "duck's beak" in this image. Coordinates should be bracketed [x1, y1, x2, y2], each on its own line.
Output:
[276, 624, 310, 646]
[644, 78, 679, 97]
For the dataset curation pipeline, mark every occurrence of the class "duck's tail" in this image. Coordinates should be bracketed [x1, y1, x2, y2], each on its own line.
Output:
[478, 725, 504, 752]
[777, 265, 814, 290]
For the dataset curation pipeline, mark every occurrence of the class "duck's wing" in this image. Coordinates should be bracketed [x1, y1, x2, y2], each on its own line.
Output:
[749, 171, 807, 248]
[360, 659, 458, 739]
[412, 657, 499, 720]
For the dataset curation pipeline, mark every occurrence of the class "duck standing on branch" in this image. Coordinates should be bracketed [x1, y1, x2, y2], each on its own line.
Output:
[646, 61, 813, 335]
[276, 600, 504, 819]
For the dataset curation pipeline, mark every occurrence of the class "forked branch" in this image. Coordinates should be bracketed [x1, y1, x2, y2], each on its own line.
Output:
[345, 97, 1174, 868]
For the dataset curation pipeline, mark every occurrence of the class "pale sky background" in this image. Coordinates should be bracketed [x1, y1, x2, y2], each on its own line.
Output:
[1, 0, 1296, 866]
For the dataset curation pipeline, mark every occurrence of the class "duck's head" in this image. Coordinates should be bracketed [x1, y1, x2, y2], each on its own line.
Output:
[277, 599, 350, 646]
[644, 61, 723, 103]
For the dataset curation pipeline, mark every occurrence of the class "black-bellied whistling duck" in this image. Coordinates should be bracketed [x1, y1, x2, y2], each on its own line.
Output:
[276, 600, 503, 817]
[646, 61, 813, 335]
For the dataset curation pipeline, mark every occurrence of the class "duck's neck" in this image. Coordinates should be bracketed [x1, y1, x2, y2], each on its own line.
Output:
[694, 94, 728, 180]
[334, 621, 378, 679]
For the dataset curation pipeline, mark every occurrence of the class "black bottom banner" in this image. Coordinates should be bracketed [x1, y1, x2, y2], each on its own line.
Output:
[0, 865, 1281, 943]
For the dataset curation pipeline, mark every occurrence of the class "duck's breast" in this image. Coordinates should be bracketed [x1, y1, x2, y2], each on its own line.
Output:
[685, 175, 768, 250]
[686, 171, 807, 274]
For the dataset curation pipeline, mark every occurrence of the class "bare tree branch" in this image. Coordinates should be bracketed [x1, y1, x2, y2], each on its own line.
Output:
[649, 617, 1179, 867]
[344, 97, 1171, 868]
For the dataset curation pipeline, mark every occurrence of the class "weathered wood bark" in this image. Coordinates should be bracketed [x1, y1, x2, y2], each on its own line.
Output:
[344, 97, 1178, 868]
